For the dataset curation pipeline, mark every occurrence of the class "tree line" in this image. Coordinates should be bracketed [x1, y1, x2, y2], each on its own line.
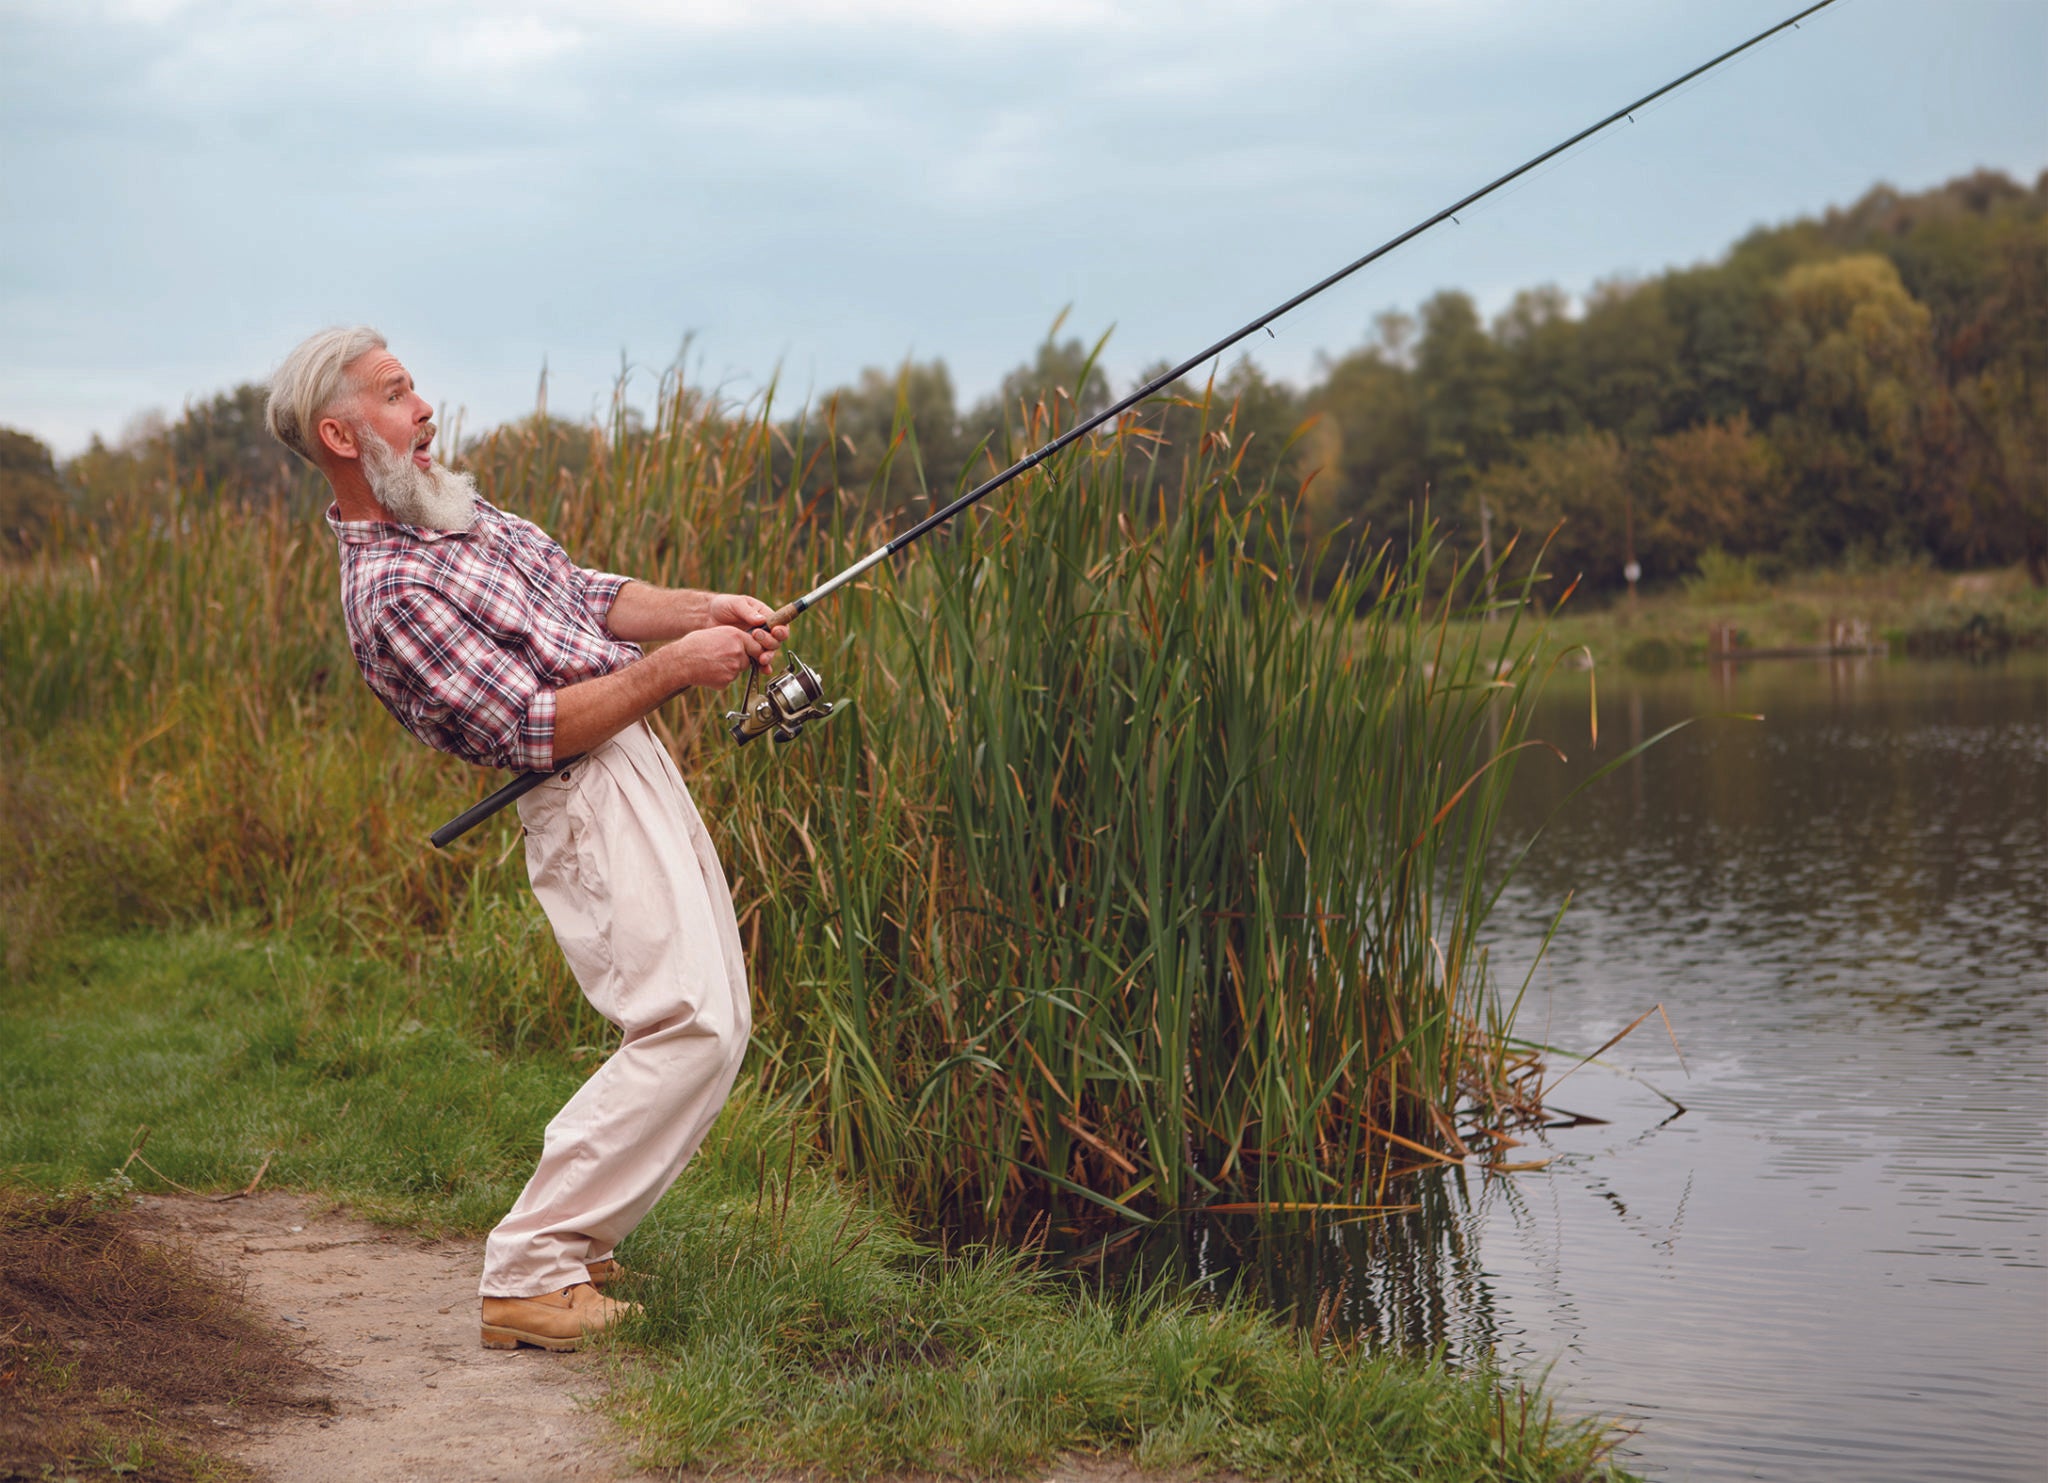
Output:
[7, 168, 2042, 589]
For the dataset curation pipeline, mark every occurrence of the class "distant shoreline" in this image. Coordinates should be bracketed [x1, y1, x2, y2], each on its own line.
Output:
[1528, 560, 2046, 670]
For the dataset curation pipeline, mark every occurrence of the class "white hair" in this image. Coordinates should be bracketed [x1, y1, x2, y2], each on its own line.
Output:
[264, 325, 387, 466]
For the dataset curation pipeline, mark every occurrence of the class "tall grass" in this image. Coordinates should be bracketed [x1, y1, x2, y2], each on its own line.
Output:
[2, 367, 1562, 1237]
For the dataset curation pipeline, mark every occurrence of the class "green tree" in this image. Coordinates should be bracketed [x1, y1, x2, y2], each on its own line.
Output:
[1413, 290, 1510, 509]
[1469, 428, 1628, 593]
[1301, 325, 1427, 555]
[1205, 356, 1304, 502]
[1939, 362, 2048, 581]
[1574, 277, 1683, 438]
[0, 427, 67, 553]
[965, 334, 1113, 443]
[1913, 200, 2048, 579]
[168, 383, 306, 500]
[1495, 285, 1583, 441]
[1660, 258, 1775, 429]
[1764, 252, 1937, 561]
[62, 426, 159, 522]
[1104, 356, 1302, 527]
[798, 359, 965, 513]
[1637, 415, 1784, 577]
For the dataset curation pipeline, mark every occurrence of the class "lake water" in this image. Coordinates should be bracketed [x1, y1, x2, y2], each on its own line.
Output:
[1182, 653, 2048, 1481]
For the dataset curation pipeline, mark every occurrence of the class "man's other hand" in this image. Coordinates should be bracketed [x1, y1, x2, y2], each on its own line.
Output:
[708, 592, 779, 632]
[669, 625, 779, 688]
[706, 593, 788, 668]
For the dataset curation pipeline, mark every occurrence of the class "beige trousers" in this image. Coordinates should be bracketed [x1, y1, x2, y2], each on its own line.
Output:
[481, 721, 752, 1298]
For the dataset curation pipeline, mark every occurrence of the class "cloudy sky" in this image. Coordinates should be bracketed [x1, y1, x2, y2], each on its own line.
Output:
[2, 0, 2042, 454]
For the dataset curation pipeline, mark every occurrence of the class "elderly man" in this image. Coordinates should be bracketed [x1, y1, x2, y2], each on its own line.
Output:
[265, 326, 785, 1352]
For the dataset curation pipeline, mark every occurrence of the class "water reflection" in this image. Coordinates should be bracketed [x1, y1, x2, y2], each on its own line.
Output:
[1136, 655, 2048, 1482]
[1160, 1173, 1504, 1355]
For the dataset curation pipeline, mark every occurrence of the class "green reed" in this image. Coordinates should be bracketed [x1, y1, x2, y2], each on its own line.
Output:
[1, 368, 1562, 1236]
[748, 390, 1559, 1231]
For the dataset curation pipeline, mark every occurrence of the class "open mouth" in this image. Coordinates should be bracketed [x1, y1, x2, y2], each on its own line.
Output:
[412, 425, 435, 468]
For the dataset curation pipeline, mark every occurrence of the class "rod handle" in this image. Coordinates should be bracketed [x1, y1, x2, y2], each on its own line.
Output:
[429, 757, 581, 850]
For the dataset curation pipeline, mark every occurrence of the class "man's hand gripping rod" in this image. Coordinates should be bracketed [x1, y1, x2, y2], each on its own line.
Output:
[428, 0, 1836, 850]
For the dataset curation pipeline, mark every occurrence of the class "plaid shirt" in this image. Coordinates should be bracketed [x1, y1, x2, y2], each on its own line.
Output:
[327, 496, 641, 771]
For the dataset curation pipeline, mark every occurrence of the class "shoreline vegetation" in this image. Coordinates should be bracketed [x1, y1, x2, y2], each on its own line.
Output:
[1529, 557, 2046, 671]
[5, 379, 1571, 1225]
[1, 936, 1635, 1482]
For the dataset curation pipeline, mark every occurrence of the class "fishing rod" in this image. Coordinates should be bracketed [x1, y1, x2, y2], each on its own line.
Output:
[430, 0, 1838, 850]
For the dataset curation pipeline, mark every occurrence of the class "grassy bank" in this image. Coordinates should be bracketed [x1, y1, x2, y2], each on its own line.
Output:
[1, 928, 1635, 1481]
[1535, 558, 2047, 670]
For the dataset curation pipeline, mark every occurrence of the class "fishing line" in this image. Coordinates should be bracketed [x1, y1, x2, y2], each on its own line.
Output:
[766, 0, 1842, 628]
[1449, 6, 1831, 234]
[431, 0, 1842, 849]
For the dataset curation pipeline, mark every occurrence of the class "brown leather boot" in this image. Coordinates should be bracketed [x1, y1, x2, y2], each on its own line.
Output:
[480, 1282, 638, 1352]
[585, 1257, 630, 1287]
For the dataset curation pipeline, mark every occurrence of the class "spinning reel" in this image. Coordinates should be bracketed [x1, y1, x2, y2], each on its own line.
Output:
[726, 651, 836, 745]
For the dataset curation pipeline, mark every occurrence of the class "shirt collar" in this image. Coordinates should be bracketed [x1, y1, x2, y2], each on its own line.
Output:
[325, 496, 495, 547]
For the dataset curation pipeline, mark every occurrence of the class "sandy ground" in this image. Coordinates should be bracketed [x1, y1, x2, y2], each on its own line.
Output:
[138, 1192, 653, 1483]
[135, 1193, 1216, 1483]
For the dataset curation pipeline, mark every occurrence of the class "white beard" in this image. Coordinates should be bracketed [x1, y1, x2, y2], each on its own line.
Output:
[360, 427, 478, 532]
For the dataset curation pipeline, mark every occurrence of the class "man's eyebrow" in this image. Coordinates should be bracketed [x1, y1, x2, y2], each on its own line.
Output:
[380, 369, 411, 390]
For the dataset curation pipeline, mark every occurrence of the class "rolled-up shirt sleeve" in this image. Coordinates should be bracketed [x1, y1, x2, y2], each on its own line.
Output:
[572, 568, 632, 632]
[374, 586, 558, 772]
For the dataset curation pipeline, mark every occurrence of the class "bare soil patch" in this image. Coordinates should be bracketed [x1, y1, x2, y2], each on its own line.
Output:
[132, 1192, 651, 1483]
[0, 1187, 324, 1481]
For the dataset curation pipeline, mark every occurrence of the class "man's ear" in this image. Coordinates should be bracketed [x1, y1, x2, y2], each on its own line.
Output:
[316, 415, 358, 463]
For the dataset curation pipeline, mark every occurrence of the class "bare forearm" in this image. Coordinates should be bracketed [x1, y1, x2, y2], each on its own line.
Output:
[545, 619, 783, 764]
[548, 649, 683, 762]
[605, 581, 714, 642]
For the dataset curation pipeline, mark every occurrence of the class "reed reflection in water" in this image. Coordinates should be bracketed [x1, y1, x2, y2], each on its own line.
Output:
[1166, 1174, 1503, 1356]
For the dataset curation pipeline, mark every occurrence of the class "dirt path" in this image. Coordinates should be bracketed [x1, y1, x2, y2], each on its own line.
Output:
[132, 1192, 1221, 1483]
[137, 1192, 654, 1483]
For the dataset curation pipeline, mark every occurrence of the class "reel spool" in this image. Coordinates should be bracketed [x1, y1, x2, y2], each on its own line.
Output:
[726, 652, 836, 745]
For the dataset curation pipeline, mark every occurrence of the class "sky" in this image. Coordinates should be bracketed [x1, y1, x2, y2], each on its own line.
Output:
[1, 0, 2043, 456]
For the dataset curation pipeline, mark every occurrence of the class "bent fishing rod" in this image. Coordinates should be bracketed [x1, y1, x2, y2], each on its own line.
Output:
[430, 0, 1837, 850]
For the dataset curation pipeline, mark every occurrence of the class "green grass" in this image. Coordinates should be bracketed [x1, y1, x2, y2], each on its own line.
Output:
[1, 927, 1636, 1481]
[1, 930, 578, 1230]
[614, 1182, 1608, 1480]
